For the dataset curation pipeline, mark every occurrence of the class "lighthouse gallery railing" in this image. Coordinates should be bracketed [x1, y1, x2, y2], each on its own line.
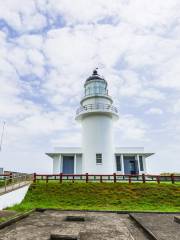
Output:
[76, 103, 118, 115]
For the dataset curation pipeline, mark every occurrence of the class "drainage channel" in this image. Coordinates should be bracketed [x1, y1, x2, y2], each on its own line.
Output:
[65, 216, 85, 222]
[50, 234, 78, 240]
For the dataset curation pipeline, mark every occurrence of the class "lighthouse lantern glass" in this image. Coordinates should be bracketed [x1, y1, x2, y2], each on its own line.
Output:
[85, 80, 107, 96]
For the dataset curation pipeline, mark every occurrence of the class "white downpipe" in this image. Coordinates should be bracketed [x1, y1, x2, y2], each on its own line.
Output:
[121, 154, 124, 174]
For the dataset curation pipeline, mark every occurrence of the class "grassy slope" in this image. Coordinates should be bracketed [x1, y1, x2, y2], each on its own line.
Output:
[0, 180, 6, 187]
[9, 182, 180, 212]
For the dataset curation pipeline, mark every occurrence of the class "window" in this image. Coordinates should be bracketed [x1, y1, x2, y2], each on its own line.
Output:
[116, 155, 121, 171]
[96, 153, 102, 164]
[139, 156, 144, 171]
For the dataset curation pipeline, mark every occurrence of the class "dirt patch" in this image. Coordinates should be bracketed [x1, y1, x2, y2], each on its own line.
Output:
[0, 210, 17, 219]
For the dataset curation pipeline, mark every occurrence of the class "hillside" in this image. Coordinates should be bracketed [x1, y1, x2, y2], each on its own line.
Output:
[10, 182, 180, 212]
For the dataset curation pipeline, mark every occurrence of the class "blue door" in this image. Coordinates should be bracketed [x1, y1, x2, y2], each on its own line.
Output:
[129, 160, 136, 174]
[123, 156, 138, 175]
[63, 156, 74, 174]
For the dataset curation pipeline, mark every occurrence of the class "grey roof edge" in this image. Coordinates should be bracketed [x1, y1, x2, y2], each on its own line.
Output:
[46, 152, 155, 158]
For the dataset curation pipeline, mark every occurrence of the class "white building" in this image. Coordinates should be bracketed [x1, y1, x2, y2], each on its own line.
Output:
[47, 70, 154, 175]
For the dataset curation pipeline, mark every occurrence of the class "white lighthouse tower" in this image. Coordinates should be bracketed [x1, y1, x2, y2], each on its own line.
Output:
[75, 69, 119, 174]
[47, 69, 154, 174]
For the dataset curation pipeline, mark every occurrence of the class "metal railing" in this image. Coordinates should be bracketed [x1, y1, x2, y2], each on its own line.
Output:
[0, 173, 33, 194]
[1, 173, 178, 188]
[76, 103, 118, 115]
[33, 173, 180, 184]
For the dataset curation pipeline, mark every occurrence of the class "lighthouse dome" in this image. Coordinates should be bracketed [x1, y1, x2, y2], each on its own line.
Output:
[85, 69, 107, 83]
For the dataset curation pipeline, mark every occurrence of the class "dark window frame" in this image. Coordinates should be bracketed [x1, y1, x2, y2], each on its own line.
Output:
[96, 153, 102, 164]
[139, 156, 144, 171]
[116, 155, 121, 171]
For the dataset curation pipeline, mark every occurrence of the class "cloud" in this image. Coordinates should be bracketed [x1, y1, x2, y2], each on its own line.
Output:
[116, 114, 147, 140]
[172, 99, 180, 114]
[145, 108, 163, 115]
[0, 0, 180, 173]
[0, 0, 47, 33]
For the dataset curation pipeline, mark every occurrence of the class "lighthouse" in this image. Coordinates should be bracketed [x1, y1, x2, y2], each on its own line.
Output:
[75, 69, 119, 174]
[47, 69, 154, 175]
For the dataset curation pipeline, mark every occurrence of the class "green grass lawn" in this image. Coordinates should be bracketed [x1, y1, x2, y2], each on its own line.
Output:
[9, 182, 180, 212]
[0, 181, 5, 187]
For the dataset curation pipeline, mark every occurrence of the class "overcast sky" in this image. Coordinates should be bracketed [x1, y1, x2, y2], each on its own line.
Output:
[0, 0, 180, 174]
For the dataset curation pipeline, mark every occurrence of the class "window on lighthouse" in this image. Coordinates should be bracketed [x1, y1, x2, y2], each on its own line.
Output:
[96, 153, 102, 164]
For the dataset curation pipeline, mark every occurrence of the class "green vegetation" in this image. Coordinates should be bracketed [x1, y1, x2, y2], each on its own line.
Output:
[0, 180, 5, 187]
[0, 216, 15, 223]
[160, 172, 180, 176]
[0, 217, 7, 223]
[9, 182, 180, 212]
[0, 179, 12, 187]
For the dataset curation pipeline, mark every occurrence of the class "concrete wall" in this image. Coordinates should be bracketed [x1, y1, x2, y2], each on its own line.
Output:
[0, 185, 30, 210]
[76, 154, 82, 174]
[53, 154, 61, 174]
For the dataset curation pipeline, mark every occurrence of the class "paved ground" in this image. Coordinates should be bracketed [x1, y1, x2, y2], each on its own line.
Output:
[0, 210, 148, 240]
[130, 213, 180, 240]
[0, 210, 179, 239]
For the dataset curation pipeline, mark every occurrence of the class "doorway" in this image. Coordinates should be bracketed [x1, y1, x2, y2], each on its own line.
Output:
[123, 156, 138, 175]
[62, 156, 74, 174]
[129, 160, 136, 174]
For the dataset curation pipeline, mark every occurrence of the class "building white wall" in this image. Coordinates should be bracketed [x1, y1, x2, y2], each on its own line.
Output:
[81, 114, 115, 174]
[76, 154, 82, 173]
[53, 155, 61, 174]
[54, 147, 82, 154]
